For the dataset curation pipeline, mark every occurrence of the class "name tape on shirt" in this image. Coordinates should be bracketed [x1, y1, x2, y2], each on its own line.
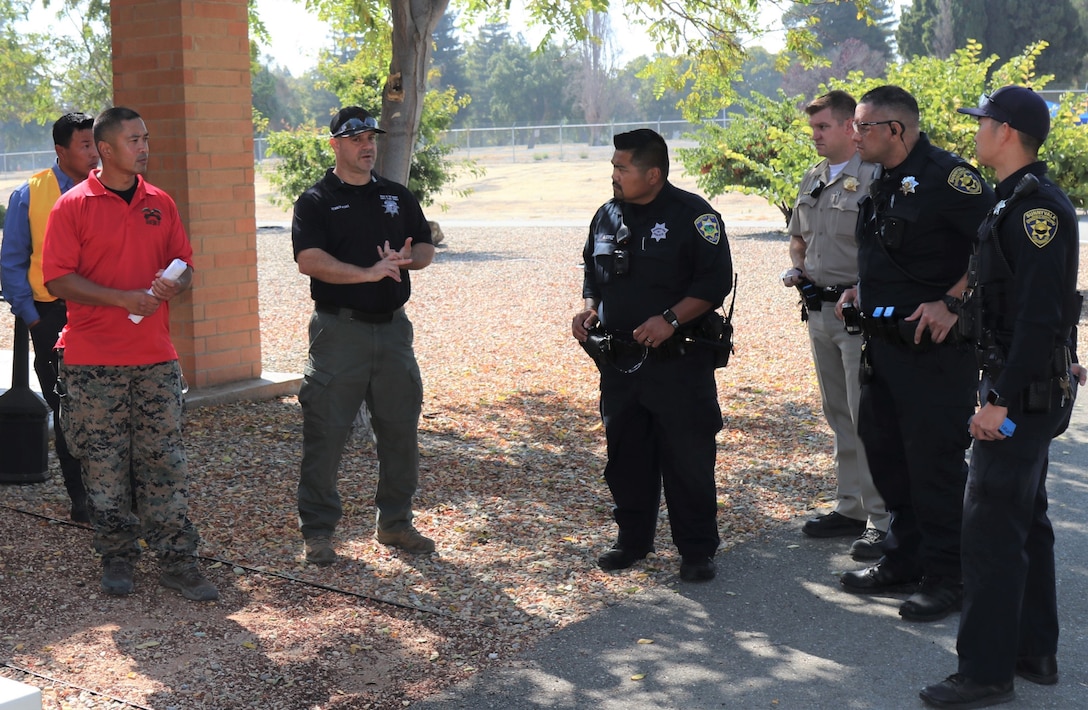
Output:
[1024, 208, 1058, 248]
[947, 166, 983, 195]
[695, 214, 721, 245]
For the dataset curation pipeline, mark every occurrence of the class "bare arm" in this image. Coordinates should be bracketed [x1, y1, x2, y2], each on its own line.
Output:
[782, 235, 807, 286]
[572, 298, 601, 341]
[46, 273, 162, 317]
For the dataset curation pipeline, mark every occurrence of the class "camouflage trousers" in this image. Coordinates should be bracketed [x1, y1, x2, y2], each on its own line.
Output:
[58, 359, 201, 569]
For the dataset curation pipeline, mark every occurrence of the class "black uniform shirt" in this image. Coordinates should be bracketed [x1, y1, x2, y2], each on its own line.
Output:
[292, 168, 432, 313]
[978, 162, 1078, 397]
[857, 133, 994, 309]
[582, 182, 732, 333]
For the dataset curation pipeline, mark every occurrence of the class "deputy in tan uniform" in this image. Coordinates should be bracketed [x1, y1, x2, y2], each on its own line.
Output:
[782, 90, 890, 559]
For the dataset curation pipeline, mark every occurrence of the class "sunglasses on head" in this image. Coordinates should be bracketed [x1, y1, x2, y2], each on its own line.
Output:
[332, 116, 380, 137]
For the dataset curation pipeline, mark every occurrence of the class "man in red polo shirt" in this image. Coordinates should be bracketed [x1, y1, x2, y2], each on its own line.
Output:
[42, 106, 217, 602]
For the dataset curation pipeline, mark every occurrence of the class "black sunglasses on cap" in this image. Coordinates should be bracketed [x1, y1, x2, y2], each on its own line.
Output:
[331, 116, 385, 137]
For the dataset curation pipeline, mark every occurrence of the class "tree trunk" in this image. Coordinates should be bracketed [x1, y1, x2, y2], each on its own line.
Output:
[376, 0, 450, 185]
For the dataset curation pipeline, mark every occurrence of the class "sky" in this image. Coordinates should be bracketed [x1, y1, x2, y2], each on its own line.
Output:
[255, 0, 912, 77]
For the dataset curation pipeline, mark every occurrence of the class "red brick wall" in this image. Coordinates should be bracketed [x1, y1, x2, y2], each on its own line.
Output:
[111, 0, 261, 388]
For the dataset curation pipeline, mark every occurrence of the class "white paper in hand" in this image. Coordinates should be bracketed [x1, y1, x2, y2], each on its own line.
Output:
[129, 258, 188, 323]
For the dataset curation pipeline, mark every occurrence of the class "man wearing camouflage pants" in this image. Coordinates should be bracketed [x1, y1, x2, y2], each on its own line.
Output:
[42, 106, 217, 601]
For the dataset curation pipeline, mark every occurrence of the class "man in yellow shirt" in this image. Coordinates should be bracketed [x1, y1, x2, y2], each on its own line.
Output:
[1, 112, 99, 521]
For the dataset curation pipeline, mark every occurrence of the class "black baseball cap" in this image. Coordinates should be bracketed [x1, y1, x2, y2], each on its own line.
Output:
[957, 85, 1050, 143]
[330, 107, 386, 137]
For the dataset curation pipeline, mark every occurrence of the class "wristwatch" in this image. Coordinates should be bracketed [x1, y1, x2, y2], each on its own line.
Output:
[986, 389, 1008, 407]
[662, 308, 681, 329]
[942, 295, 962, 315]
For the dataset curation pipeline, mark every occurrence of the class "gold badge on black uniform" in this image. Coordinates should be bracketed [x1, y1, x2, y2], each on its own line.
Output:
[1023, 208, 1058, 248]
[947, 166, 983, 195]
[695, 214, 721, 245]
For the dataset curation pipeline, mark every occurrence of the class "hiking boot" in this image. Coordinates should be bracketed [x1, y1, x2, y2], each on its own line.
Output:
[160, 564, 219, 602]
[376, 526, 435, 554]
[100, 557, 135, 596]
[304, 536, 339, 566]
[679, 556, 717, 582]
[69, 498, 91, 524]
[802, 511, 866, 538]
[597, 546, 652, 571]
[850, 528, 887, 560]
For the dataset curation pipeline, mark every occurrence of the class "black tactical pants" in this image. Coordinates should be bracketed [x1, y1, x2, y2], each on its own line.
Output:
[957, 381, 1071, 684]
[599, 347, 722, 560]
[858, 338, 976, 578]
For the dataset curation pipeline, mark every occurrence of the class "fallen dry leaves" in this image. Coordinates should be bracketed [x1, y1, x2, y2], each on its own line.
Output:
[6, 220, 1083, 708]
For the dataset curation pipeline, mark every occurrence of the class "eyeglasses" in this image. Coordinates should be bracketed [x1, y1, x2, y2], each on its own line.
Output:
[851, 119, 897, 136]
[331, 116, 380, 137]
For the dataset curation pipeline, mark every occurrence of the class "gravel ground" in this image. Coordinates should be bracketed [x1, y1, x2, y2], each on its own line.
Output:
[3, 219, 1086, 709]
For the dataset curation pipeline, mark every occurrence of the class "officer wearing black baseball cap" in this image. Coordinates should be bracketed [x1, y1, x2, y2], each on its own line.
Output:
[293, 104, 435, 566]
[956, 85, 1050, 144]
[329, 106, 386, 137]
[922, 85, 1081, 708]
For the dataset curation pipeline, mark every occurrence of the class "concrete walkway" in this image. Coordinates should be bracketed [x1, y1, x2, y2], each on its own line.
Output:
[415, 404, 1088, 709]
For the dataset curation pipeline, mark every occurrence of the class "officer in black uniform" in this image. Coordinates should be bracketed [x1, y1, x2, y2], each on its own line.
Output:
[837, 86, 994, 621]
[921, 86, 1082, 709]
[292, 106, 436, 566]
[572, 128, 732, 582]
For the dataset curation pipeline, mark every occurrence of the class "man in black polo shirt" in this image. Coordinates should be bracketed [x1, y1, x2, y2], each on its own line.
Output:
[291, 106, 435, 565]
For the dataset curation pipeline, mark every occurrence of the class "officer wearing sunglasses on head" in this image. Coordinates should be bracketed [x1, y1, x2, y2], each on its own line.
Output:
[291, 106, 436, 566]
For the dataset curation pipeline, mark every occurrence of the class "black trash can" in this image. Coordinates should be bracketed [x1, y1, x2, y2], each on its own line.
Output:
[0, 315, 50, 483]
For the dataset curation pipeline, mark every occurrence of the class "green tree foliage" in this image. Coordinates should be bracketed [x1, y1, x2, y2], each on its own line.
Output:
[683, 41, 1088, 222]
[897, 0, 1087, 86]
[735, 47, 784, 103]
[459, 22, 512, 127]
[48, 0, 111, 113]
[430, 11, 467, 94]
[779, 0, 893, 99]
[263, 11, 467, 208]
[784, 0, 894, 54]
[681, 89, 811, 225]
[0, 0, 109, 126]
[485, 41, 576, 126]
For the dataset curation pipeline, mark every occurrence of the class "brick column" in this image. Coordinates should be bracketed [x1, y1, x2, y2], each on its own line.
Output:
[110, 0, 261, 389]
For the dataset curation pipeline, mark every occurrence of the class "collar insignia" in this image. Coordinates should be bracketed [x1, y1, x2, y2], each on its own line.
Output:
[993, 199, 1007, 216]
[1024, 208, 1058, 248]
[948, 166, 983, 195]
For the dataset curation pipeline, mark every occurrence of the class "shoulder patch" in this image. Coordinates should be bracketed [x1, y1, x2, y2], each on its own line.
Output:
[695, 213, 721, 245]
[947, 166, 983, 195]
[1023, 208, 1059, 248]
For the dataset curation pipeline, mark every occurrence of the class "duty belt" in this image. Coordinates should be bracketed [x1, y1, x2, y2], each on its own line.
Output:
[817, 285, 851, 302]
[860, 305, 961, 350]
[315, 302, 396, 323]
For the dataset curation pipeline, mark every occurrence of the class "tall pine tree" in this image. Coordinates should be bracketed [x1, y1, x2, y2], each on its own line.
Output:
[897, 0, 1086, 85]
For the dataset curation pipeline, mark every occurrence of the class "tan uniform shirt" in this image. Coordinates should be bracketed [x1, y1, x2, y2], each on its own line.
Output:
[787, 152, 877, 288]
